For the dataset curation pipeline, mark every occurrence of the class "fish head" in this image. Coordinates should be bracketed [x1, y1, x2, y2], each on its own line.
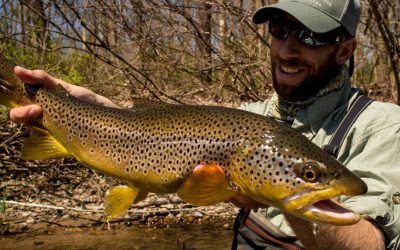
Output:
[231, 132, 367, 225]
[279, 158, 367, 225]
[0, 52, 31, 108]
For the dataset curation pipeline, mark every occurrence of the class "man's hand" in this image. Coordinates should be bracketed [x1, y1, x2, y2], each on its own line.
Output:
[284, 213, 385, 250]
[9, 66, 118, 124]
[229, 193, 385, 249]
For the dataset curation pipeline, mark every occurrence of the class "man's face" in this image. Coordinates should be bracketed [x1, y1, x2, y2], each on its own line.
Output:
[270, 16, 341, 102]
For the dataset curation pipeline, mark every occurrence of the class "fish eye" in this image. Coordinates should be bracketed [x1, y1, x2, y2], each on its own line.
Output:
[299, 162, 321, 183]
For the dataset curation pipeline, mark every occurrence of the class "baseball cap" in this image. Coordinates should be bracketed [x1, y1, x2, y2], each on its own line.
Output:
[252, 0, 361, 37]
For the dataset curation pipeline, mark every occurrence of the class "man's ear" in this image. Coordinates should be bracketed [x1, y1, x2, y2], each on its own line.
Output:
[336, 38, 357, 65]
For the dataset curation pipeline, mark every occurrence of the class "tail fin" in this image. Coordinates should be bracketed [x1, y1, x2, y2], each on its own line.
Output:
[0, 52, 31, 108]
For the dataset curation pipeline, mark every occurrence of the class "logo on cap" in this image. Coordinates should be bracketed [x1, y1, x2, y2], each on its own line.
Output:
[310, 0, 333, 7]
[308, 0, 333, 8]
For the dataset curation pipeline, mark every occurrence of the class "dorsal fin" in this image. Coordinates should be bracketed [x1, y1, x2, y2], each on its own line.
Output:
[54, 84, 69, 93]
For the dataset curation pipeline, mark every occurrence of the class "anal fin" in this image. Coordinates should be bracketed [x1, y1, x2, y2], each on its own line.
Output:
[105, 185, 148, 221]
[177, 163, 239, 206]
[22, 126, 71, 160]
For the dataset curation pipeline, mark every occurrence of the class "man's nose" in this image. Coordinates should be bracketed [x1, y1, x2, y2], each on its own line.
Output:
[279, 32, 301, 60]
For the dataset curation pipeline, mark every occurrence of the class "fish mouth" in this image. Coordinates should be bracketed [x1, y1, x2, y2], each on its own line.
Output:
[300, 199, 361, 225]
[282, 188, 362, 225]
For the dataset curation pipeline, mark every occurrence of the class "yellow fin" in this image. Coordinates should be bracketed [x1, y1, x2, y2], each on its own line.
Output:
[105, 185, 148, 221]
[21, 127, 71, 160]
[177, 163, 239, 206]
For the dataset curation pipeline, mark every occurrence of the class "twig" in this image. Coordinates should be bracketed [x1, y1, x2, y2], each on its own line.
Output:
[5, 200, 101, 213]
[0, 127, 23, 148]
[4, 200, 218, 215]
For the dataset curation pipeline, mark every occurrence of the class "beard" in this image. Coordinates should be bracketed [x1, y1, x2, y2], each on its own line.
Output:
[271, 52, 341, 102]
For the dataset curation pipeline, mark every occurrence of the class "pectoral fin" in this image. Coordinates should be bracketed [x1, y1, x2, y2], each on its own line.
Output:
[105, 185, 148, 221]
[22, 126, 71, 160]
[177, 163, 239, 206]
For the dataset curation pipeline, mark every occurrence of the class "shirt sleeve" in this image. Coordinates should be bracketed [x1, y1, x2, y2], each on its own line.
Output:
[238, 100, 270, 116]
[340, 122, 400, 249]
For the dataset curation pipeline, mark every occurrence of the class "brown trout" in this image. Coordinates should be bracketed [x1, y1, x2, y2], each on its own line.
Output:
[0, 52, 367, 225]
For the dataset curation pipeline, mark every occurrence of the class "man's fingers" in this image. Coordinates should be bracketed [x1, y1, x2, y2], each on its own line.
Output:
[9, 105, 42, 124]
[13, 66, 62, 89]
[13, 66, 90, 99]
[12, 66, 118, 109]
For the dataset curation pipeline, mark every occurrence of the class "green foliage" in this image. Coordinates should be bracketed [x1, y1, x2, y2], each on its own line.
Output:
[0, 43, 89, 86]
[0, 196, 5, 214]
[0, 43, 52, 69]
[355, 60, 374, 85]
[61, 64, 87, 85]
[0, 106, 9, 124]
[0, 196, 8, 235]
[50, 52, 92, 86]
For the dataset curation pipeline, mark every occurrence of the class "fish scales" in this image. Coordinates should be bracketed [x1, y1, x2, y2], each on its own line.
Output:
[38, 87, 293, 192]
[0, 52, 367, 225]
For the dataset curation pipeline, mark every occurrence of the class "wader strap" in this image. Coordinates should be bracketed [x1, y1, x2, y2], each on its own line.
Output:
[322, 95, 373, 157]
[244, 210, 304, 250]
[232, 208, 305, 250]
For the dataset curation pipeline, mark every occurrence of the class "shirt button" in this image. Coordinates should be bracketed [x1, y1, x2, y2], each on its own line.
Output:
[393, 192, 400, 205]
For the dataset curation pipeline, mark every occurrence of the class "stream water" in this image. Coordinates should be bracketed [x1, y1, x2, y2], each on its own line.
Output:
[0, 224, 233, 250]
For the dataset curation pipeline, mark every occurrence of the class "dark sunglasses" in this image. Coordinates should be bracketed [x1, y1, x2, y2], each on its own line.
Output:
[268, 18, 347, 47]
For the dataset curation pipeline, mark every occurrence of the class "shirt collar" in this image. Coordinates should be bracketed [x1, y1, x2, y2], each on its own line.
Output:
[292, 82, 352, 135]
[268, 66, 353, 135]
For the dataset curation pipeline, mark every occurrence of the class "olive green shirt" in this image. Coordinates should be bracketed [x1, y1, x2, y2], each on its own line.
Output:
[239, 82, 400, 249]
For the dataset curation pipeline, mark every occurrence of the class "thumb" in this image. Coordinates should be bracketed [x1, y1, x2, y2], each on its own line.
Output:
[9, 105, 42, 124]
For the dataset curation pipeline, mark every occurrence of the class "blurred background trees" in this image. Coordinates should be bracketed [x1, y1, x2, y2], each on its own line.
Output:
[0, 0, 399, 106]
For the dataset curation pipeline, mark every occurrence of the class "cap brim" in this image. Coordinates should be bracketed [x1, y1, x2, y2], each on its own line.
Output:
[252, 2, 341, 34]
